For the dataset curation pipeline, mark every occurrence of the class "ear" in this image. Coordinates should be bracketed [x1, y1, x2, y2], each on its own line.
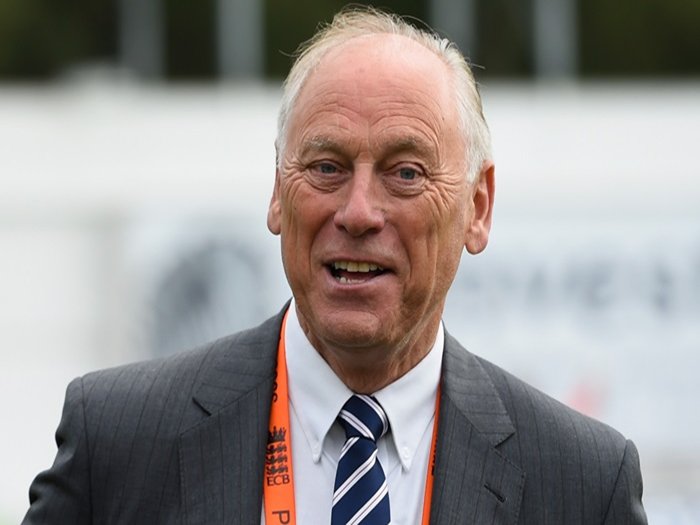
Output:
[464, 161, 495, 254]
[267, 168, 282, 235]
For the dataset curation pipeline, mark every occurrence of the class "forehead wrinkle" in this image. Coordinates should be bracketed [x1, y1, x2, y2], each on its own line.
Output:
[372, 96, 450, 131]
[292, 104, 365, 158]
[371, 110, 444, 156]
[370, 91, 453, 138]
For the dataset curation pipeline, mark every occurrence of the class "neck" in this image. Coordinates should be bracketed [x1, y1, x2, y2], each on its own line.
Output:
[322, 357, 421, 394]
[306, 323, 440, 394]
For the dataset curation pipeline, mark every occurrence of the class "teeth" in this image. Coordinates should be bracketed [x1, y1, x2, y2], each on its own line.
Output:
[338, 276, 364, 284]
[332, 261, 383, 272]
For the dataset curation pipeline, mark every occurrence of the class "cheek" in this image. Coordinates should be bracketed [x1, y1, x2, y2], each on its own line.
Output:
[282, 196, 326, 235]
[422, 176, 467, 220]
[279, 186, 335, 265]
[279, 177, 311, 231]
[405, 199, 467, 282]
[414, 187, 468, 243]
[279, 173, 302, 208]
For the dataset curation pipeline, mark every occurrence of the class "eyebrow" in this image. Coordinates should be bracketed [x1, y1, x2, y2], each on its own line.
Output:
[300, 136, 348, 158]
[381, 136, 435, 160]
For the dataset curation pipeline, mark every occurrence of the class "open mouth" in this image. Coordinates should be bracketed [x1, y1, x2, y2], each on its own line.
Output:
[328, 260, 387, 284]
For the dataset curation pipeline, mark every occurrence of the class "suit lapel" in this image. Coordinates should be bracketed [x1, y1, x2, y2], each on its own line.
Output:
[179, 310, 285, 525]
[430, 333, 525, 524]
[177, 310, 524, 524]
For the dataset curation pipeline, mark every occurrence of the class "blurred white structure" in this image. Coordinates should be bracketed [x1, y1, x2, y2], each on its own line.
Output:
[1, 78, 699, 523]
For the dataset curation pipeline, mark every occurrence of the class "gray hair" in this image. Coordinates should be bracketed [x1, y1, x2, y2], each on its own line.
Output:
[276, 7, 492, 182]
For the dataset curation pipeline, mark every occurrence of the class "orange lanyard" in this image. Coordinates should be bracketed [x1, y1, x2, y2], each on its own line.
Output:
[264, 312, 440, 525]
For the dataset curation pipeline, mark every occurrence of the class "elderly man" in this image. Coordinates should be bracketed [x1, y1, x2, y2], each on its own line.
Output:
[24, 7, 646, 525]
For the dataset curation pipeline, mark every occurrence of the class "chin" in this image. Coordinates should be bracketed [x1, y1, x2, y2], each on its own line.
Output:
[316, 311, 390, 349]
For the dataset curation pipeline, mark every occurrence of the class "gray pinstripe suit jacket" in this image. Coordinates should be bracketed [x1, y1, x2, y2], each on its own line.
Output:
[23, 307, 647, 524]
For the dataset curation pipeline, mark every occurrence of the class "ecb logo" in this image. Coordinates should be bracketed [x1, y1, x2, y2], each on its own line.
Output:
[266, 426, 290, 486]
[266, 473, 291, 486]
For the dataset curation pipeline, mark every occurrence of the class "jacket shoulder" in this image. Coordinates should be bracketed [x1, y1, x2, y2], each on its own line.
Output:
[475, 353, 627, 450]
[22, 312, 284, 525]
[79, 311, 282, 429]
[474, 353, 641, 522]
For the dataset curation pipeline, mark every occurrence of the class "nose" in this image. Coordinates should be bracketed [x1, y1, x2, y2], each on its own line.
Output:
[333, 168, 385, 237]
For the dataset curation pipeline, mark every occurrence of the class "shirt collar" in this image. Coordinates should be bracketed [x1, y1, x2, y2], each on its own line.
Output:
[285, 300, 443, 471]
[374, 322, 443, 470]
[285, 302, 353, 462]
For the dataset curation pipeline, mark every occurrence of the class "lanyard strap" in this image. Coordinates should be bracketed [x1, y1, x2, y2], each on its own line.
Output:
[264, 311, 440, 525]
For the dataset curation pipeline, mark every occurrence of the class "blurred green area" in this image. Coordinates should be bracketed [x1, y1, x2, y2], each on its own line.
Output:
[580, 0, 700, 76]
[0, 0, 698, 80]
[165, 0, 217, 79]
[0, 0, 116, 79]
[264, 0, 425, 78]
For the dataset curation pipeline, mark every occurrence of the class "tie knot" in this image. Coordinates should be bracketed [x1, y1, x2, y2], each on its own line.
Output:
[338, 395, 388, 442]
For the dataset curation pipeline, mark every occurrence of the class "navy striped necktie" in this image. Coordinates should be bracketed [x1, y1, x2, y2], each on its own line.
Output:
[332, 394, 391, 525]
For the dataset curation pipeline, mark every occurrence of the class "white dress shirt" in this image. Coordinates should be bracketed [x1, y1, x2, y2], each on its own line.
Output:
[262, 301, 443, 524]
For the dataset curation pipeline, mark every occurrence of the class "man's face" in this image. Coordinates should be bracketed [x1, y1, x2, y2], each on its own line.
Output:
[268, 34, 493, 366]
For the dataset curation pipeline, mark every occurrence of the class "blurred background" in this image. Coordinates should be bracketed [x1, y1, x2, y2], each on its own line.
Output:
[2, 0, 699, 522]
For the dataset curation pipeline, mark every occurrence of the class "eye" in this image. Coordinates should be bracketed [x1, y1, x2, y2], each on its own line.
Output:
[317, 162, 338, 174]
[398, 167, 418, 180]
[309, 161, 341, 175]
[305, 160, 348, 192]
[384, 163, 426, 196]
